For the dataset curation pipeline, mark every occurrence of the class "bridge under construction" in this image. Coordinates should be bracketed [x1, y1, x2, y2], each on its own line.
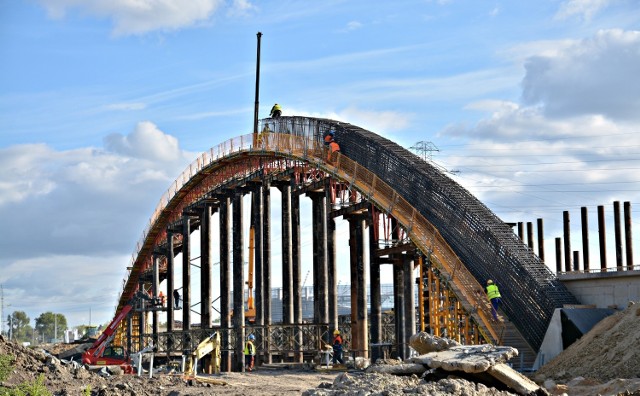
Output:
[110, 116, 580, 372]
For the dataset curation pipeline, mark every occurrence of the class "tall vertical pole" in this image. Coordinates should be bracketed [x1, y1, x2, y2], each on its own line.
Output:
[537, 218, 545, 262]
[563, 211, 571, 272]
[219, 197, 231, 372]
[614, 201, 623, 270]
[624, 202, 633, 270]
[581, 207, 590, 271]
[182, 216, 192, 348]
[232, 194, 245, 372]
[598, 205, 607, 270]
[253, 32, 262, 135]
[201, 205, 212, 329]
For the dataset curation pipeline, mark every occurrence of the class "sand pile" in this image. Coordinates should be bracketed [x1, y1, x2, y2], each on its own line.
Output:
[535, 301, 640, 382]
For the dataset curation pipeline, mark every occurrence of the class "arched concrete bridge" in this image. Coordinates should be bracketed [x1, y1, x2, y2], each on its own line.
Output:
[113, 116, 578, 371]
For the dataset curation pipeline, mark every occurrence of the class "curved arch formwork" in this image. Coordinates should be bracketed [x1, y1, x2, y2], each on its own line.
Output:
[116, 116, 577, 354]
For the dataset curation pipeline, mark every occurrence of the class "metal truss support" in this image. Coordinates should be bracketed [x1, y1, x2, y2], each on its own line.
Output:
[200, 204, 213, 329]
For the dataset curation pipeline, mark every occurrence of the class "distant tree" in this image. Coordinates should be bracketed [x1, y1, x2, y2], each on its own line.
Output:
[35, 312, 67, 342]
[7, 311, 31, 342]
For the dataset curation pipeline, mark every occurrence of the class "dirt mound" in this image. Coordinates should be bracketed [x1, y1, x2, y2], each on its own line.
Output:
[535, 301, 640, 382]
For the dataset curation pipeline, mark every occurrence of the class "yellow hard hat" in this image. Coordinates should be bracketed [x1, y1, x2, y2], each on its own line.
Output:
[333, 329, 340, 335]
[487, 279, 493, 284]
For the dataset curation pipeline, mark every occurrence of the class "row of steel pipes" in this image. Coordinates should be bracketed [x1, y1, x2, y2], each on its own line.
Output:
[510, 201, 634, 273]
[142, 175, 418, 372]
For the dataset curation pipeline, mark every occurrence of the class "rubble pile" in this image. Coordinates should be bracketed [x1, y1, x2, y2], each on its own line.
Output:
[303, 372, 518, 396]
[304, 333, 543, 396]
[0, 335, 205, 395]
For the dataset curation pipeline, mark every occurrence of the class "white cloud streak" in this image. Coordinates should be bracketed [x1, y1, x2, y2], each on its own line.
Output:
[34, 0, 257, 36]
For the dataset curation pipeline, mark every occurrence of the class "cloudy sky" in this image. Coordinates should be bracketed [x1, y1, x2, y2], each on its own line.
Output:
[1, 0, 638, 330]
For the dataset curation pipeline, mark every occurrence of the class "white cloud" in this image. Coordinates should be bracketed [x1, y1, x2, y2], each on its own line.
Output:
[0, 123, 194, 262]
[104, 121, 189, 162]
[345, 21, 363, 31]
[555, 0, 613, 21]
[521, 29, 640, 121]
[106, 102, 147, 111]
[1, 254, 128, 327]
[226, 0, 257, 17]
[437, 28, 640, 232]
[291, 106, 412, 134]
[35, 0, 249, 36]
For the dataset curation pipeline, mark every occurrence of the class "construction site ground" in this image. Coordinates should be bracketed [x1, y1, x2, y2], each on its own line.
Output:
[1, 301, 639, 395]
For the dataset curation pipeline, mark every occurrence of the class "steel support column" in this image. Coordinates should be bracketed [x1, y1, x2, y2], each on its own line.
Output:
[219, 197, 231, 372]
[624, 202, 633, 269]
[369, 209, 382, 362]
[614, 201, 623, 270]
[253, 187, 264, 328]
[182, 216, 191, 349]
[598, 205, 607, 270]
[232, 193, 245, 372]
[348, 213, 368, 358]
[152, 254, 160, 346]
[393, 260, 405, 359]
[326, 179, 338, 333]
[166, 232, 175, 357]
[403, 255, 415, 358]
[201, 204, 212, 329]
[310, 191, 328, 340]
[262, 181, 272, 364]
[291, 187, 303, 363]
[279, 183, 293, 325]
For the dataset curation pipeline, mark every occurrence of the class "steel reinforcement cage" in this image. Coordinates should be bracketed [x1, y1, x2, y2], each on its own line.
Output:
[263, 116, 579, 351]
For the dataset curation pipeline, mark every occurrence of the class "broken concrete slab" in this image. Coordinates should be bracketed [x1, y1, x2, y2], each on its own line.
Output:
[488, 362, 545, 395]
[365, 363, 427, 376]
[409, 344, 519, 373]
[409, 332, 461, 354]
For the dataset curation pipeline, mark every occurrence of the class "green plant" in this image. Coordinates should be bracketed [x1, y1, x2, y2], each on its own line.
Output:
[0, 354, 14, 382]
[13, 374, 51, 396]
[83, 384, 91, 396]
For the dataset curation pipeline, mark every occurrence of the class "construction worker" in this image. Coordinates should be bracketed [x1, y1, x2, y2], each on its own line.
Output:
[324, 132, 340, 163]
[173, 289, 181, 310]
[486, 280, 502, 321]
[270, 103, 282, 118]
[244, 334, 256, 372]
[158, 291, 166, 307]
[332, 329, 344, 365]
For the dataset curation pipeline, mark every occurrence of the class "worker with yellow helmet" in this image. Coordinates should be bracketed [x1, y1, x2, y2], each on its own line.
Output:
[332, 329, 344, 365]
[485, 280, 502, 321]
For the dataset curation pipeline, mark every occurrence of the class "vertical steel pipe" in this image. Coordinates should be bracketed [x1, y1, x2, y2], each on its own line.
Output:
[581, 207, 590, 271]
[624, 201, 633, 270]
[598, 205, 607, 270]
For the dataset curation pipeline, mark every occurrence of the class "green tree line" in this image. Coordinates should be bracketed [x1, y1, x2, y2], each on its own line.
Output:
[3, 311, 69, 343]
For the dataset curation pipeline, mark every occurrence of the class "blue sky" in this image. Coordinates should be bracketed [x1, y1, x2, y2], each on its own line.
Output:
[1, 0, 639, 330]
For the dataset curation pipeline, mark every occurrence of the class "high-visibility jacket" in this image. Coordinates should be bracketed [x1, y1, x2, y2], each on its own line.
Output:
[244, 340, 255, 356]
[486, 284, 501, 300]
[327, 141, 340, 161]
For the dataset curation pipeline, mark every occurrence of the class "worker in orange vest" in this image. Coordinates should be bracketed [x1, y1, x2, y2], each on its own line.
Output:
[324, 131, 340, 163]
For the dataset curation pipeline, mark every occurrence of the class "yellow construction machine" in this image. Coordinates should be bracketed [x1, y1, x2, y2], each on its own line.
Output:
[183, 332, 224, 383]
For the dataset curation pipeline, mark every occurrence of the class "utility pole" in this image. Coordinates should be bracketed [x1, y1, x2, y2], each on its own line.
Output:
[409, 141, 459, 175]
[410, 141, 439, 161]
[0, 285, 9, 337]
[0, 284, 4, 336]
[253, 31, 262, 135]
